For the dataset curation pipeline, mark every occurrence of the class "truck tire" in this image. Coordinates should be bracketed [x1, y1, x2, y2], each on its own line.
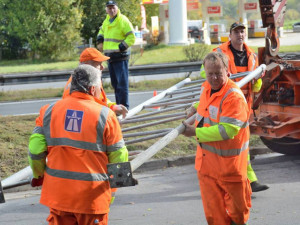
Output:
[260, 137, 300, 155]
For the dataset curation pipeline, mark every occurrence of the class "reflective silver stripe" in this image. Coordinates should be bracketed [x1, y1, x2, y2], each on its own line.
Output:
[47, 137, 104, 152]
[107, 139, 125, 152]
[43, 103, 56, 140]
[220, 116, 249, 128]
[203, 117, 217, 126]
[216, 47, 222, 53]
[43, 103, 108, 152]
[28, 150, 47, 160]
[196, 113, 203, 122]
[111, 192, 116, 197]
[122, 40, 129, 48]
[104, 49, 121, 53]
[97, 107, 109, 151]
[201, 141, 249, 157]
[33, 126, 44, 135]
[104, 38, 122, 43]
[250, 53, 256, 71]
[219, 88, 247, 114]
[218, 124, 230, 140]
[46, 166, 109, 181]
[125, 31, 134, 37]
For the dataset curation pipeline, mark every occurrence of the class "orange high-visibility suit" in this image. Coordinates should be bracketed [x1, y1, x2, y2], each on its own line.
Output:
[213, 41, 259, 107]
[214, 41, 261, 185]
[28, 91, 128, 224]
[195, 79, 252, 225]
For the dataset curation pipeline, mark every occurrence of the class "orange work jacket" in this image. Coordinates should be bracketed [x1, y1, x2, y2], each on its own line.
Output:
[37, 92, 125, 214]
[213, 41, 259, 108]
[195, 79, 250, 182]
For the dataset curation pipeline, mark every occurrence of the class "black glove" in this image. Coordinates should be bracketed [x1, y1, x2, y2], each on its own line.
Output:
[30, 176, 44, 187]
[118, 42, 127, 52]
[96, 35, 104, 44]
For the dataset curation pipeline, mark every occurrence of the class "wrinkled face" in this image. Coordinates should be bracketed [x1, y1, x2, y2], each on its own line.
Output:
[106, 5, 118, 18]
[229, 27, 246, 46]
[205, 59, 228, 90]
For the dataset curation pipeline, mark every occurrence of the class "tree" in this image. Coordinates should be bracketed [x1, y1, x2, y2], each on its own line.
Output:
[80, 0, 141, 45]
[1, 0, 82, 60]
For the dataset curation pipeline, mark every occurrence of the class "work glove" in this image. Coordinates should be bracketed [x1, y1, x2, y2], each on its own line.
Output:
[30, 176, 44, 187]
[112, 104, 128, 118]
[118, 42, 127, 52]
[185, 105, 196, 118]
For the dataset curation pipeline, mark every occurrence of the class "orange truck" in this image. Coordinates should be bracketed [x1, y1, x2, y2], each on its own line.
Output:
[250, 0, 300, 155]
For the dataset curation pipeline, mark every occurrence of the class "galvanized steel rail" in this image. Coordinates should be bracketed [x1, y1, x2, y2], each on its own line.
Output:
[0, 62, 202, 86]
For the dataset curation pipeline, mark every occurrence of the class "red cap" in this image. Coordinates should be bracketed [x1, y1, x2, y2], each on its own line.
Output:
[79, 48, 110, 62]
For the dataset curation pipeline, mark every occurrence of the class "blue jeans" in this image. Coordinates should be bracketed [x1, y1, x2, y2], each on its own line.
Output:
[108, 60, 129, 109]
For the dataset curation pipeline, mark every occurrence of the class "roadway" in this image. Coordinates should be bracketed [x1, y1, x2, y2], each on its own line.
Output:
[1, 153, 300, 225]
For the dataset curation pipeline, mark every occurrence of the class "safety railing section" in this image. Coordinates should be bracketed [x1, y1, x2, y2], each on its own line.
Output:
[0, 62, 202, 86]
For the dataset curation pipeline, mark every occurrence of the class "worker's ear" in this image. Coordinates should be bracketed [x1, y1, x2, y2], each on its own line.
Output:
[89, 86, 96, 96]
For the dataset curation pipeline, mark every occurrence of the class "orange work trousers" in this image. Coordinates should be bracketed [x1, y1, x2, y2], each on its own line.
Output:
[47, 208, 108, 225]
[197, 172, 252, 225]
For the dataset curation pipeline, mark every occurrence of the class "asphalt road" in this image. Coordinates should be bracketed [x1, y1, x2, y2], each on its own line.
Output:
[1, 153, 300, 225]
[0, 91, 157, 116]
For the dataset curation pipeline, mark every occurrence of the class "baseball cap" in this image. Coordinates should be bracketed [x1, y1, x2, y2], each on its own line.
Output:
[106, 0, 117, 6]
[79, 48, 110, 62]
[230, 22, 246, 33]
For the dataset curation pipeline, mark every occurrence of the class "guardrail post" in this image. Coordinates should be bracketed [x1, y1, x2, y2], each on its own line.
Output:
[0, 178, 5, 203]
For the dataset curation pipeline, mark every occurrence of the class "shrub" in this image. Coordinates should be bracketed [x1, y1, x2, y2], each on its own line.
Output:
[183, 44, 210, 62]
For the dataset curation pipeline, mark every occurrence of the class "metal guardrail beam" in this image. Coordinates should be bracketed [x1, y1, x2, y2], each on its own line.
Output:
[0, 62, 202, 86]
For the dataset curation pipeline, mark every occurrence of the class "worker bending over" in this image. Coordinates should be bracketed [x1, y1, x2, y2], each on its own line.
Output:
[184, 52, 252, 225]
[28, 64, 128, 225]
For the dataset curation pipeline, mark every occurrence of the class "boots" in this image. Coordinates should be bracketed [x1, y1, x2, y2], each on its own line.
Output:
[251, 181, 269, 192]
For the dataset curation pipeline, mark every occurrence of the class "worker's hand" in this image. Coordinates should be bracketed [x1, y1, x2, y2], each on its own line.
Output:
[185, 105, 196, 118]
[112, 104, 128, 118]
[182, 121, 196, 137]
[30, 176, 44, 187]
[97, 43, 103, 52]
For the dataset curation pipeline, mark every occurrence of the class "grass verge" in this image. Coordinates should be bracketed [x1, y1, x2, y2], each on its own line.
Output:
[0, 114, 264, 179]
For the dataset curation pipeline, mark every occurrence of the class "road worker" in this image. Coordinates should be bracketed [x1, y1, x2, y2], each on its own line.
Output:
[63, 47, 128, 118]
[28, 64, 128, 225]
[183, 52, 252, 225]
[96, 0, 136, 109]
[199, 22, 269, 192]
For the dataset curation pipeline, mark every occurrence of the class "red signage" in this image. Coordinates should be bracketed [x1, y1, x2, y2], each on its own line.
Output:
[207, 6, 221, 14]
[187, 2, 199, 10]
[244, 2, 257, 10]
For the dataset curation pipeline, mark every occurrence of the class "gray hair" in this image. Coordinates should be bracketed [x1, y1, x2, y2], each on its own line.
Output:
[203, 52, 229, 70]
[70, 64, 101, 94]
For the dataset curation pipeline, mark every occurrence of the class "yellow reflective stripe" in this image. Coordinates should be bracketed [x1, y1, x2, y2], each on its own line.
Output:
[28, 149, 47, 160]
[45, 166, 109, 182]
[218, 124, 230, 140]
[201, 141, 249, 157]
